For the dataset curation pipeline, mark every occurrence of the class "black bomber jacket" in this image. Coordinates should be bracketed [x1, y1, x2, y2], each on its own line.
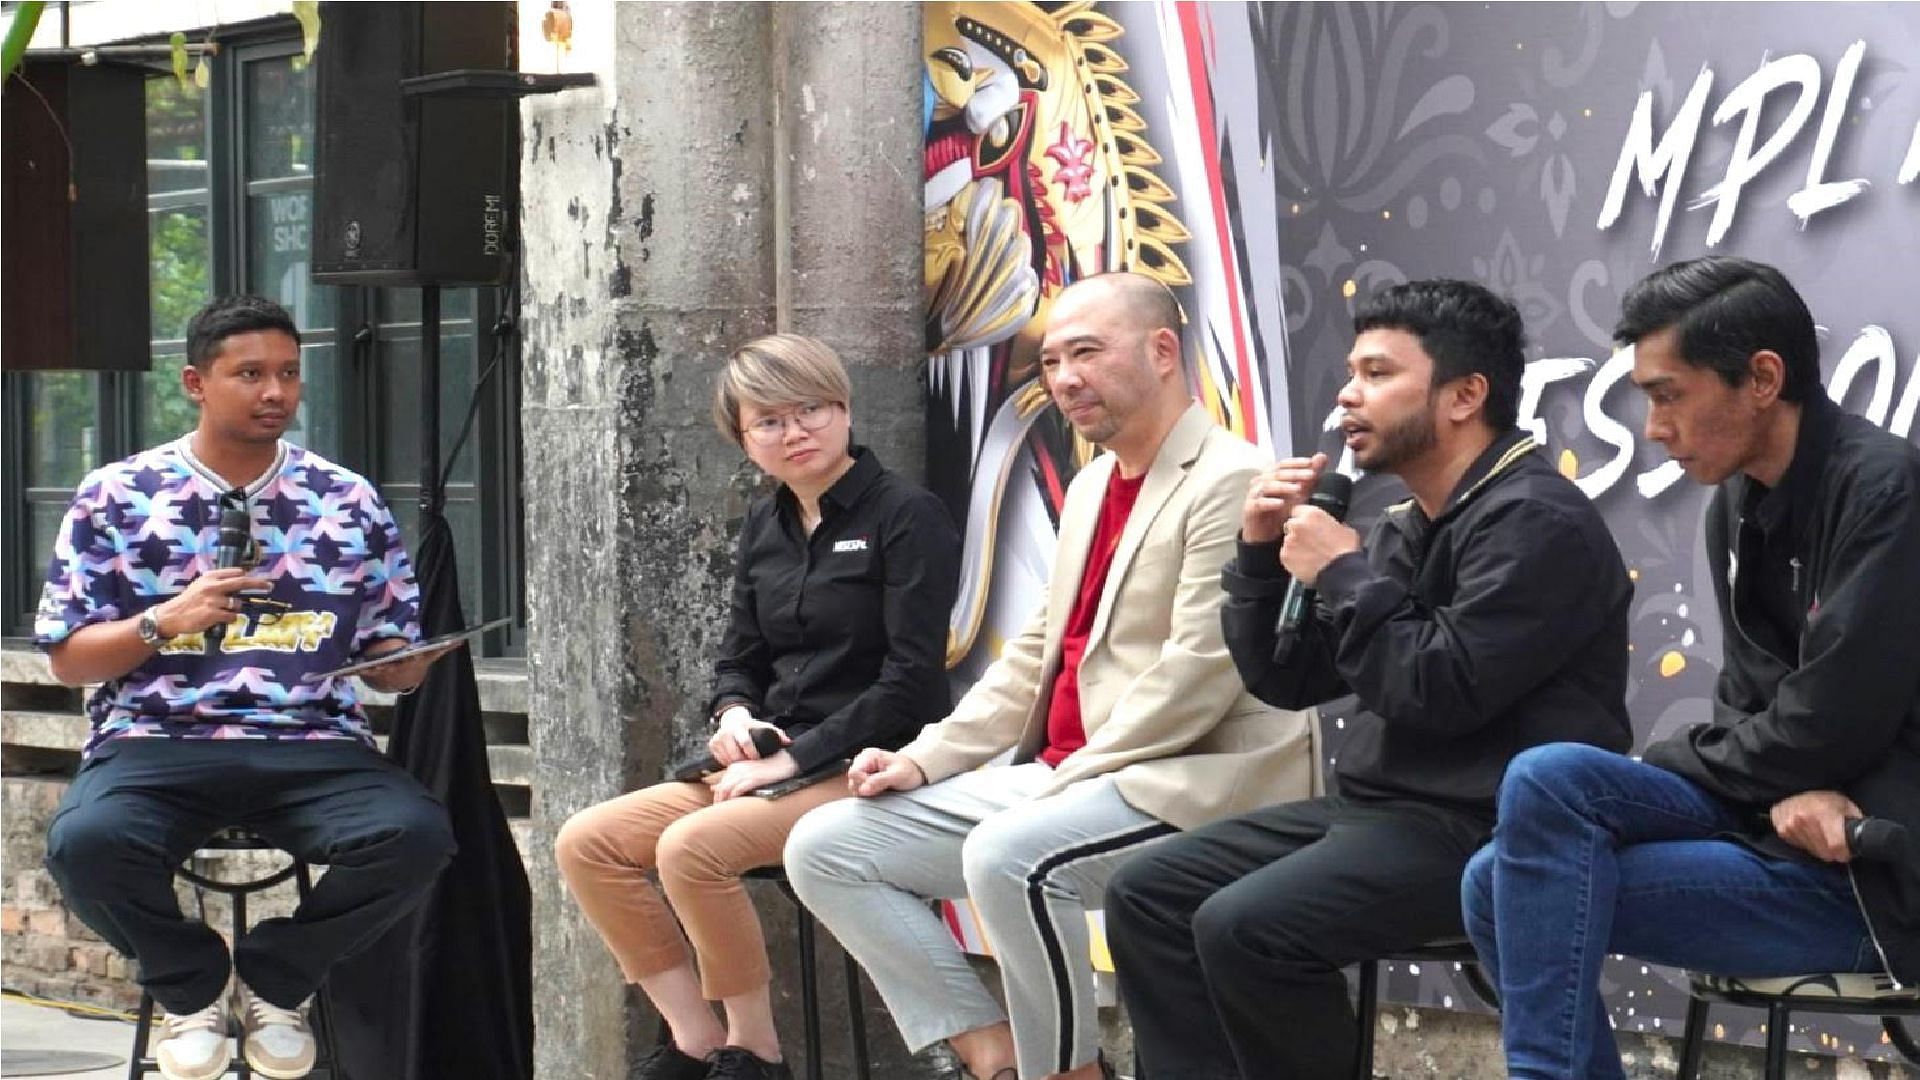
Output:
[1644, 393, 1920, 985]
[1222, 429, 1635, 818]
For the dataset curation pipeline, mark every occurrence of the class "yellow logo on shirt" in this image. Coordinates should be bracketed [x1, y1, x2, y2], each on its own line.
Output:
[224, 610, 338, 653]
[157, 611, 338, 655]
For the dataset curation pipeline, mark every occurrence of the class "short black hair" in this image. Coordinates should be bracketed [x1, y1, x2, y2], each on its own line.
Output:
[1353, 279, 1525, 432]
[185, 295, 300, 370]
[1613, 256, 1819, 404]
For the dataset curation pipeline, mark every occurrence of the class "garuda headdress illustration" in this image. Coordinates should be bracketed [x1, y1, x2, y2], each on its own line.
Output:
[924, 0, 1193, 664]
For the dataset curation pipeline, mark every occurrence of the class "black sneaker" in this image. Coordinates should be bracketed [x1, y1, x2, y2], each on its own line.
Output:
[635, 1041, 709, 1080]
[704, 1046, 793, 1080]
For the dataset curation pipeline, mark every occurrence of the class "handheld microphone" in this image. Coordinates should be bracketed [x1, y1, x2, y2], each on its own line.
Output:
[1276, 472, 1355, 640]
[208, 496, 252, 643]
[670, 726, 787, 782]
[213, 504, 252, 570]
[1846, 816, 1913, 864]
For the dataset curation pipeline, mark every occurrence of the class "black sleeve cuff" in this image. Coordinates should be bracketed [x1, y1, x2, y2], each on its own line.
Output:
[1235, 537, 1285, 577]
[784, 729, 836, 775]
[1313, 549, 1372, 607]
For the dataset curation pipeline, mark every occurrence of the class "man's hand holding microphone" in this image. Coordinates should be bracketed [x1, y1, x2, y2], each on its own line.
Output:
[145, 568, 276, 643]
[1242, 451, 1362, 588]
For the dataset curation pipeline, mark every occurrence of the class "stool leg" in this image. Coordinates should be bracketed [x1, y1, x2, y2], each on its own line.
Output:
[1764, 1002, 1789, 1080]
[1353, 960, 1380, 1080]
[129, 991, 157, 1079]
[292, 862, 344, 1079]
[1675, 995, 1709, 1080]
[232, 886, 252, 1080]
[795, 909, 822, 1080]
[843, 948, 870, 1080]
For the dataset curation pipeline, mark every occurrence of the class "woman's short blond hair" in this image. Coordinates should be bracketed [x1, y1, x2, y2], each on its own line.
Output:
[713, 334, 853, 447]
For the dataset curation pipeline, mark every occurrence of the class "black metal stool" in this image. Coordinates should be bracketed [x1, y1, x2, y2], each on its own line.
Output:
[1676, 971, 1920, 1080]
[1353, 937, 1498, 1080]
[129, 828, 343, 1079]
[743, 866, 872, 1080]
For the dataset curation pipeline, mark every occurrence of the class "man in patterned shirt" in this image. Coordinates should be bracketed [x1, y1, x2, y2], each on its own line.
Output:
[37, 296, 457, 1080]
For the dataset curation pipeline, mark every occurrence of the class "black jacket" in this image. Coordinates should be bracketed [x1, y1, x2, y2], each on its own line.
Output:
[1644, 394, 1920, 985]
[1223, 430, 1633, 816]
[708, 447, 961, 774]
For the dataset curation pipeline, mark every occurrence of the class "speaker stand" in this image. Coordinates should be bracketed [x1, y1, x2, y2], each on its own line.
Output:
[421, 285, 442, 517]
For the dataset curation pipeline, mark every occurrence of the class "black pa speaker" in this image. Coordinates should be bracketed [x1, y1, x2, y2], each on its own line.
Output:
[311, 2, 515, 286]
[1, 60, 150, 371]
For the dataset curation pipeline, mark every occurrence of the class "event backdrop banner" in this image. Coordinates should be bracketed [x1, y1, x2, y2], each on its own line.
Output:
[924, 0, 1920, 1061]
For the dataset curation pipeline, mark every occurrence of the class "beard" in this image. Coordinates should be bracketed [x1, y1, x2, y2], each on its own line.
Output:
[1356, 406, 1438, 472]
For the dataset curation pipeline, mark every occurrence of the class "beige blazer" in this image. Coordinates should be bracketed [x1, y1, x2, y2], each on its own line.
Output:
[901, 403, 1319, 830]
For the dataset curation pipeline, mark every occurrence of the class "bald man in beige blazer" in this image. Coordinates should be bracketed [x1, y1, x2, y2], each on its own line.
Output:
[785, 273, 1316, 1080]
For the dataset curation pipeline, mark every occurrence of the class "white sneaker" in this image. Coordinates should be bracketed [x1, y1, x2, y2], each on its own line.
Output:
[238, 984, 317, 1079]
[153, 998, 232, 1080]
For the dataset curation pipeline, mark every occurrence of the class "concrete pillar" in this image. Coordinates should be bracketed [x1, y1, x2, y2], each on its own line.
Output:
[521, 3, 931, 1077]
[781, 2, 928, 476]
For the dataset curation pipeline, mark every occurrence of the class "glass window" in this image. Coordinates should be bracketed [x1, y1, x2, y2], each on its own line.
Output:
[24, 373, 100, 490]
[243, 53, 337, 460]
[145, 75, 212, 445]
[245, 53, 314, 179]
[374, 288, 481, 484]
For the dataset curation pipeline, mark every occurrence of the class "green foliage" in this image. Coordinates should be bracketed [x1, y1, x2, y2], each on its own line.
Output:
[150, 210, 208, 340]
[291, 0, 321, 60]
[2, 1, 46, 86]
[169, 31, 189, 89]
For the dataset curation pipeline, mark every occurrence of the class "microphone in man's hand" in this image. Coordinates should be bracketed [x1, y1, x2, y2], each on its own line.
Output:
[1846, 816, 1914, 864]
[208, 496, 253, 644]
[670, 726, 787, 783]
[1276, 472, 1355, 640]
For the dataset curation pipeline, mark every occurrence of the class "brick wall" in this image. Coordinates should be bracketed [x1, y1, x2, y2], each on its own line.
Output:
[2, 776, 140, 1011]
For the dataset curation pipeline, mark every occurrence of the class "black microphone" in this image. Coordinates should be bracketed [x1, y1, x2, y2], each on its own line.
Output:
[208, 495, 252, 643]
[1847, 816, 1913, 864]
[1276, 472, 1355, 640]
[670, 726, 787, 783]
[213, 503, 251, 570]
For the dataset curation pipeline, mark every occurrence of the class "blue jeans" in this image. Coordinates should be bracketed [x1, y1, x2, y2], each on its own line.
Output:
[1461, 743, 1881, 1080]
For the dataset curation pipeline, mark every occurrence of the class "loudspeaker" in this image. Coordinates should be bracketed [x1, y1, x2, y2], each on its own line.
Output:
[1, 60, 151, 372]
[311, 2, 515, 286]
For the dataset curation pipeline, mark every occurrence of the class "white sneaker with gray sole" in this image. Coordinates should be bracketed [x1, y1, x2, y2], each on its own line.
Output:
[153, 998, 232, 1080]
[238, 984, 317, 1079]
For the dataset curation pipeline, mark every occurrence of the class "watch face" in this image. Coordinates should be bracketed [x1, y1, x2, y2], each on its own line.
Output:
[138, 612, 160, 644]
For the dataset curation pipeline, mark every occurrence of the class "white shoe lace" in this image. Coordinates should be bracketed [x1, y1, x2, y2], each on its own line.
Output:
[246, 995, 306, 1030]
[164, 1002, 225, 1035]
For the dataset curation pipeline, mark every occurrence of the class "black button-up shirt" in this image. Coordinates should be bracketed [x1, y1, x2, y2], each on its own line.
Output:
[1735, 426, 1819, 666]
[708, 446, 961, 775]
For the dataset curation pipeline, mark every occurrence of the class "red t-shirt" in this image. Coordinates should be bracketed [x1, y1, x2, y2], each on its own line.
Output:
[1041, 468, 1147, 768]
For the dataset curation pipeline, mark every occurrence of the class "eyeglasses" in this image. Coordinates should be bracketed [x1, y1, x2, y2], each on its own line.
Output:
[741, 401, 838, 445]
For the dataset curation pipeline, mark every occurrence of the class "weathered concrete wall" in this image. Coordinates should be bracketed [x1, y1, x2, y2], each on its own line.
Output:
[519, 4, 929, 1077]
[780, 2, 929, 476]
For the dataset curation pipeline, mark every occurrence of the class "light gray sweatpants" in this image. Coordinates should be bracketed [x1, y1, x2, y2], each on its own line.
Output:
[783, 763, 1176, 1078]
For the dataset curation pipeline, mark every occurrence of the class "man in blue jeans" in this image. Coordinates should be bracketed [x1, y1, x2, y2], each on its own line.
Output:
[1463, 256, 1920, 1078]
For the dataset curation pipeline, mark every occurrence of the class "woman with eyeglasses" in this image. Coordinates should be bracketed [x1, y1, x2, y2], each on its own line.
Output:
[555, 334, 961, 1080]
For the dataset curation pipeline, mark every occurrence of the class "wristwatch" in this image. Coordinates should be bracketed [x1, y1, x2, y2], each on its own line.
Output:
[136, 609, 167, 647]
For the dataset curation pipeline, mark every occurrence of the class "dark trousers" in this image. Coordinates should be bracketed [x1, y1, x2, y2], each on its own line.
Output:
[1104, 795, 1491, 1080]
[44, 738, 455, 1014]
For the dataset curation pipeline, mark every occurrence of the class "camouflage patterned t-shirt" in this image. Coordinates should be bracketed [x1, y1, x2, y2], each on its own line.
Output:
[35, 437, 420, 756]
